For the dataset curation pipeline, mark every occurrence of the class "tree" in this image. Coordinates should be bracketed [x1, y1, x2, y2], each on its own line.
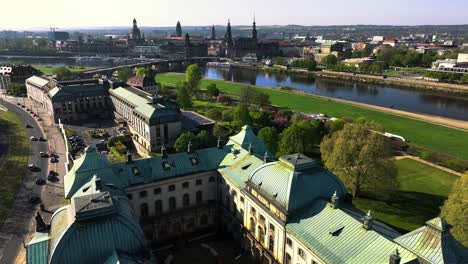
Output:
[326, 119, 346, 134]
[234, 104, 252, 127]
[206, 83, 220, 97]
[174, 132, 197, 152]
[278, 120, 322, 156]
[321, 55, 337, 66]
[258, 127, 279, 154]
[240, 86, 270, 107]
[461, 74, 468, 84]
[196, 130, 214, 148]
[136, 67, 146, 77]
[6, 83, 26, 96]
[291, 59, 317, 71]
[53, 67, 74, 80]
[185, 64, 202, 96]
[176, 81, 192, 109]
[253, 111, 272, 128]
[320, 122, 398, 198]
[440, 173, 468, 247]
[117, 67, 132, 82]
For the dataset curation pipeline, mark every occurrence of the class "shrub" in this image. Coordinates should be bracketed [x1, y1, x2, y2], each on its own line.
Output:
[420, 151, 433, 161]
[222, 110, 234, 122]
[206, 83, 220, 97]
[217, 94, 232, 105]
[205, 109, 222, 121]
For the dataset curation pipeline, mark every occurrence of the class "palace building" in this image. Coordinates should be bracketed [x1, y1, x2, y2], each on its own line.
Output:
[26, 126, 467, 264]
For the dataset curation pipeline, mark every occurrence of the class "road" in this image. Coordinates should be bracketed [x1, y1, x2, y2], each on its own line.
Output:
[0, 98, 50, 264]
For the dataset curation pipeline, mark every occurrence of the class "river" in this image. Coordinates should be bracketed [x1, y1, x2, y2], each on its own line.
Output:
[204, 67, 468, 121]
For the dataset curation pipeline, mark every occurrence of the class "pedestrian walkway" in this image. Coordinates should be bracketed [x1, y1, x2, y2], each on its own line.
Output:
[395, 155, 463, 176]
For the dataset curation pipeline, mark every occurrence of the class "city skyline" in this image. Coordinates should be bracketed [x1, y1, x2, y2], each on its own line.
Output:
[1, 0, 468, 30]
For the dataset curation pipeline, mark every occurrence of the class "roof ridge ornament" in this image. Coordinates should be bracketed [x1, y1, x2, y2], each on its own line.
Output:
[363, 210, 374, 231]
[263, 151, 269, 163]
[389, 247, 401, 264]
[329, 190, 339, 209]
[248, 142, 253, 155]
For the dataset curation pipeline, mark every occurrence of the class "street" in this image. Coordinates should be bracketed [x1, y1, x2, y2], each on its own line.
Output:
[0, 96, 67, 263]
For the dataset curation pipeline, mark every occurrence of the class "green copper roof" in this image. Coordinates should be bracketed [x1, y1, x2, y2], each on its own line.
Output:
[227, 125, 273, 158]
[48, 84, 108, 101]
[218, 146, 266, 188]
[248, 155, 347, 212]
[286, 200, 418, 264]
[395, 217, 468, 264]
[26, 232, 49, 264]
[109, 87, 179, 122]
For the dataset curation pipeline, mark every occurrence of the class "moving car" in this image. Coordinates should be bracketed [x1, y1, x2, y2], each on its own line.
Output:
[30, 136, 37, 141]
[28, 163, 36, 170]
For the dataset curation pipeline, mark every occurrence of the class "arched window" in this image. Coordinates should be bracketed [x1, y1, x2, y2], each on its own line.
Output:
[155, 200, 162, 214]
[258, 226, 265, 244]
[249, 217, 255, 233]
[285, 253, 292, 264]
[140, 203, 148, 217]
[269, 235, 274, 252]
[200, 214, 208, 225]
[196, 190, 203, 204]
[183, 193, 190, 207]
[169, 197, 177, 211]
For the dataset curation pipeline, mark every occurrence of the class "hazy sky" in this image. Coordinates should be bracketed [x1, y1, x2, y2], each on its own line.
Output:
[2, 0, 468, 29]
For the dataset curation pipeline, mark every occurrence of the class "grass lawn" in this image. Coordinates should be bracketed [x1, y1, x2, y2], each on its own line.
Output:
[34, 65, 95, 75]
[353, 158, 458, 232]
[0, 111, 30, 225]
[157, 74, 468, 160]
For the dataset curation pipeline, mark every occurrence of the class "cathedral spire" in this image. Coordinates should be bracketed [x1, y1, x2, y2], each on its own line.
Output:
[225, 19, 233, 58]
[176, 21, 182, 37]
[211, 25, 216, 40]
[252, 14, 257, 40]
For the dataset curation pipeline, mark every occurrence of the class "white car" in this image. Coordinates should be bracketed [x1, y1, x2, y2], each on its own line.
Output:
[28, 164, 36, 170]
[30, 136, 37, 141]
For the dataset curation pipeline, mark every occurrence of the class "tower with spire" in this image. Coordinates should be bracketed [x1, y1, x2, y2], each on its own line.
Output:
[176, 21, 182, 37]
[184, 33, 192, 58]
[225, 20, 233, 58]
[252, 15, 257, 40]
[131, 18, 142, 40]
[211, 25, 216, 40]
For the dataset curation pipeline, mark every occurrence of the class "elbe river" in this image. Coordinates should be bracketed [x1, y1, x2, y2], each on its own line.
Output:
[204, 67, 468, 121]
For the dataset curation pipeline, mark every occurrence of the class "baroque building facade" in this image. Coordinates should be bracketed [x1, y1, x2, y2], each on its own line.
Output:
[26, 126, 467, 264]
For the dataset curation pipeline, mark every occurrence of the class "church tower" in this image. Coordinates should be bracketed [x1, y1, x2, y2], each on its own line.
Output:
[176, 21, 182, 37]
[131, 18, 142, 41]
[225, 20, 233, 58]
[252, 16, 257, 40]
[211, 25, 216, 40]
[184, 33, 192, 58]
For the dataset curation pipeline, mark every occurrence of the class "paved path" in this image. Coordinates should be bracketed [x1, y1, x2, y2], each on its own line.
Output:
[0, 96, 67, 263]
[395, 155, 463, 176]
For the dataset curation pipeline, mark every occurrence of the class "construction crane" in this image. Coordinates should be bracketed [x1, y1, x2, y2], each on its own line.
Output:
[50, 27, 59, 32]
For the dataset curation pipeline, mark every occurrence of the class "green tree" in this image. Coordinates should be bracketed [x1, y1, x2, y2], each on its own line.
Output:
[258, 127, 279, 154]
[196, 130, 214, 148]
[136, 67, 146, 77]
[206, 83, 220, 97]
[53, 66, 74, 80]
[240, 86, 270, 107]
[461, 74, 468, 84]
[117, 67, 132, 82]
[440, 173, 468, 247]
[320, 122, 398, 198]
[278, 120, 322, 156]
[321, 55, 337, 66]
[185, 64, 202, 96]
[326, 119, 346, 134]
[234, 104, 252, 127]
[253, 111, 272, 128]
[176, 81, 192, 109]
[174, 132, 198, 152]
[6, 83, 26, 96]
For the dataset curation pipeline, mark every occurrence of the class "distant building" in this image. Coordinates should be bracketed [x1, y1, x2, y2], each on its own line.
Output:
[127, 75, 157, 94]
[372, 36, 385, 42]
[133, 45, 161, 57]
[0, 65, 41, 90]
[224, 19, 258, 58]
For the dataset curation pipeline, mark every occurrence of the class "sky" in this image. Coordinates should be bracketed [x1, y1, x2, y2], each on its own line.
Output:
[2, 0, 468, 30]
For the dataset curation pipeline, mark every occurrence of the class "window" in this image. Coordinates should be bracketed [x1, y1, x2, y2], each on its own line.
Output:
[163, 124, 169, 144]
[140, 203, 148, 217]
[269, 235, 274, 252]
[196, 179, 202, 185]
[168, 185, 175, 192]
[154, 188, 161, 195]
[209, 176, 215, 183]
[183, 193, 190, 207]
[162, 161, 171, 171]
[200, 214, 208, 225]
[251, 207, 256, 215]
[155, 200, 163, 213]
[240, 196, 244, 203]
[127, 194, 133, 200]
[259, 214, 265, 223]
[285, 253, 292, 264]
[258, 227, 265, 244]
[311, 261, 318, 264]
[190, 157, 199, 166]
[286, 238, 293, 247]
[269, 224, 275, 232]
[169, 197, 177, 211]
[298, 248, 306, 259]
[139, 190, 147, 198]
[196, 191, 203, 204]
[182, 182, 189, 189]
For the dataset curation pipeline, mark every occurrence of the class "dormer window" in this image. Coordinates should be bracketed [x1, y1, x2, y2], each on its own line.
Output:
[190, 157, 199, 166]
[162, 161, 171, 171]
[132, 166, 140, 176]
[241, 163, 252, 170]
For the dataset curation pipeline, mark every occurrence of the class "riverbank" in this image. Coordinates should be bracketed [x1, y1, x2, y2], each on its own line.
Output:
[157, 73, 468, 160]
[317, 70, 468, 95]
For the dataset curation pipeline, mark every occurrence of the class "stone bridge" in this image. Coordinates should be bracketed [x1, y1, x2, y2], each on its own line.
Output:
[82, 57, 218, 77]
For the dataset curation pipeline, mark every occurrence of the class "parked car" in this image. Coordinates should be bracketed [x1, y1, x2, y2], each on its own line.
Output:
[39, 137, 47, 142]
[25, 124, 32, 128]
[30, 136, 37, 141]
[17, 102, 20, 106]
[36, 117, 42, 121]
[26, 108, 30, 111]
[35, 178, 46, 185]
[40, 152, 48, 158]
[28, 163, 36, 170]
[50, 156, 58, 163]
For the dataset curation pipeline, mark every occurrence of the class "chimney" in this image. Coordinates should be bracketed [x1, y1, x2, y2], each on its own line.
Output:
[127, 153, 133, 163]
[187, 141, 192, 153]
[161, 145, 167, 158]
[263, 151, 269, 163]
[248, 142, 253, 155]
[389, 248, 401, 264]
[217, 137, 222, 149]
[329, 190, 339, 209]
[362, 210, 374, 230]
